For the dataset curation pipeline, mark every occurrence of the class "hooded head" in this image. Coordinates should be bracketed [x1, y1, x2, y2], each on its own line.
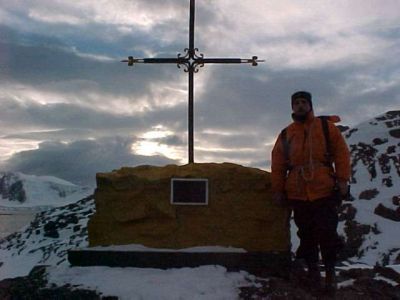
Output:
[291, 91, 313, 122]
[291, 91, 313, 111]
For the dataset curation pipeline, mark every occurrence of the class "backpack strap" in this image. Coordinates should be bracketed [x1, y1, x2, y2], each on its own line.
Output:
[280, 128, 292, 171]
[318, 116, 333, 165]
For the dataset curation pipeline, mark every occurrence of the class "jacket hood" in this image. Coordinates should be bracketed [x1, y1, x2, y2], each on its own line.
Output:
[318, 115, 341, 123]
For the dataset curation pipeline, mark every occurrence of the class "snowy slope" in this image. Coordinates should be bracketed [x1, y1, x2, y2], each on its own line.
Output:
[338, 110, 400, 265]
[0, 172, 93, 208]
[0, 196, 95, 280]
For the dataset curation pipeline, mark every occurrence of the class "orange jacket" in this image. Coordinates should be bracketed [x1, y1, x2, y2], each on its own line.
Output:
[271, 112, 350, 201]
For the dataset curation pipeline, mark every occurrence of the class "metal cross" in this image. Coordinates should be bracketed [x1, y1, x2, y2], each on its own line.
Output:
[122, 0, 264, 164]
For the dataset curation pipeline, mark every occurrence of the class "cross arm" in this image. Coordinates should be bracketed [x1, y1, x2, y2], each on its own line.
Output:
[121, 56, 185, 66]
[121, 56, 264, 67]
[200, 56, 264, 66]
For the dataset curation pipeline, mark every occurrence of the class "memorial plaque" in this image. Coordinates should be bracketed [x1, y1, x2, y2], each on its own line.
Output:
[171, 178, 208, 205]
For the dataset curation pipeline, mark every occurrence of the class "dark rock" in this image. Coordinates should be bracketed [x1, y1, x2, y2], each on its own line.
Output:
[387, 145, 396, 154]
[9, 180, 27, 203]
[43, 221, 60, 238]
[374, 265, 400, 284]
[389, 129, 400, 139]
[373, 138, 388, 145]
[378, 154, 392, 174]
[385, 110, 400, 119]
[371, 223, 381, 234]
[395, 252, 400, 264]
[341, 220, 371, 259]
[374, 204, 400, 222]
[393, 196, 400, 206]
[359, 189, 379, 200]
[350, 142, 378, 181]
[338, 204, 357, 221]
[385, 119, 400, 128]
[65, 214, 79, 224]
[376, 110, 400, 122]
[338, 125, 350, 133]
[382, 177, 393, 187]
[345, 127, 358, 138]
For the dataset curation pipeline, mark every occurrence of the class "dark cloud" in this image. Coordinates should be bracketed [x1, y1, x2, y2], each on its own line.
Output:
[0, 1, 399, 179]
[156, 135, 185, 146]
[0, 94, 190, 136]
[2, 137, 177, 186]
[3, 129, 96, 141]
[198, 132, 264, 149]
[0, 25, 185, 102]
[0, 98, 143, 133]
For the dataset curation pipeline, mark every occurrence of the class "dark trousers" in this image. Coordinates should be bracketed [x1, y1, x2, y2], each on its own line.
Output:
[289, 197, 342, 269]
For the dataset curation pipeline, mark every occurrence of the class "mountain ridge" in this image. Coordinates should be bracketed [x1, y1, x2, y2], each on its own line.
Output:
[0, 172, 93, 208]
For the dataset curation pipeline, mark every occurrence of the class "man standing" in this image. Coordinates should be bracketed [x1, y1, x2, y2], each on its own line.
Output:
[271, 91, 350, 294]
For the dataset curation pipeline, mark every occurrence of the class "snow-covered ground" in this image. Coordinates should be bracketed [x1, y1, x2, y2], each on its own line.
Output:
[46, 265, 255, 300]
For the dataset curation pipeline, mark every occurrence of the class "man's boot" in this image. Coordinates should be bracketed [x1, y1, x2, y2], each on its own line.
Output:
[325, 266, 337, 295]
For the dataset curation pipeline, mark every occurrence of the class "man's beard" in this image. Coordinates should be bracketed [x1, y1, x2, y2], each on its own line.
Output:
[292, 111, 309, 122]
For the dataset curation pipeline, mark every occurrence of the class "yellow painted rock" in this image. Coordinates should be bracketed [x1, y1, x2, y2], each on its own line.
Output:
[88, 163, 290, 252]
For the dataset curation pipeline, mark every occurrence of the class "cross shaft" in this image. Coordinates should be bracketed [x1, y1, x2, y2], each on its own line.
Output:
[122, 0, 264, 163]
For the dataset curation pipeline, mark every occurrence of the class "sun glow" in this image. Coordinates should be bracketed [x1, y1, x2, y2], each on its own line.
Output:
[0, 138, 40, 162]
[131, 126, 184, 161]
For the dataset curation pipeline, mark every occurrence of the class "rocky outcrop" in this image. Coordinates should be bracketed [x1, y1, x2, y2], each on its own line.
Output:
[0, 173, 26, 203]
[341, 110, 400, 265]
[88, 163, 290, 252]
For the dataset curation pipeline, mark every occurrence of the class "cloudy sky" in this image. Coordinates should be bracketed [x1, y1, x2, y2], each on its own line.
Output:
[0, 0, 399, 186]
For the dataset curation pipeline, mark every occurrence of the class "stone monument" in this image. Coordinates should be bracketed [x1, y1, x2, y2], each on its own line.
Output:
[68, 163, 291, 275]
[88, 163, 290, 252]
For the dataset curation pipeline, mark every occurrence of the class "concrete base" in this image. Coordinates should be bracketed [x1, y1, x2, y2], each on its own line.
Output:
[68, 249, 291, 277]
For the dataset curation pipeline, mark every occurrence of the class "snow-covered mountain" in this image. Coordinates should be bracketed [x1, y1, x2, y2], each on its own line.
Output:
[0, 172, 93, 208]
[338, 110, 400, 265]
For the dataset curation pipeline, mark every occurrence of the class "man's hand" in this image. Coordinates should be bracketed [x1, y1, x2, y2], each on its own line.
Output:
[272, 192, 287, 206]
